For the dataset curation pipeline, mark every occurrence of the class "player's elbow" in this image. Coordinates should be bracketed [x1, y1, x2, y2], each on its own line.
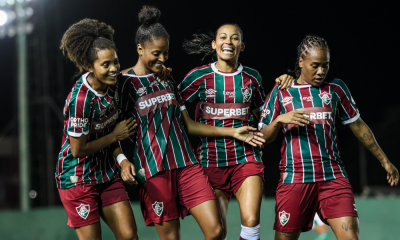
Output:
[71, 147, 84, 158]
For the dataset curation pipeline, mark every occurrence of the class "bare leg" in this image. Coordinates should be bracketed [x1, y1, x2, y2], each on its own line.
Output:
[274, 231, 301, 240]
[190, 199, 224, 240]
[315, 224, 328, 235]
[100, 200, 138, 240]
[155, 219, 180, 240]
[214, 189, 229, 239]
[327, 216, 359, 240]
[235, 176, 263, 227]
[75, 222, 102, 240]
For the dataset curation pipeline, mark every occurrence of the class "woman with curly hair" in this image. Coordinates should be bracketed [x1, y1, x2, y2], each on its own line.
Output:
[56, 19, 138, 240]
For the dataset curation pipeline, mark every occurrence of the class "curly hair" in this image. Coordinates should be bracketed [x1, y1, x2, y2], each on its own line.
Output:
[135, 6, 170, 47]
[291, 35, 329, 78]
[182, 23, 244, 62]
[60, 18, 116, 75]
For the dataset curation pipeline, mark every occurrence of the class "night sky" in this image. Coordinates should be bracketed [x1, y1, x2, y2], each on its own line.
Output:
[1, 0, 399, 207]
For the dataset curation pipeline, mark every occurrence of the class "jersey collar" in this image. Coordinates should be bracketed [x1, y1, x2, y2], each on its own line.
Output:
[82, 72, 107, 97]
[211, 62, 243, 76]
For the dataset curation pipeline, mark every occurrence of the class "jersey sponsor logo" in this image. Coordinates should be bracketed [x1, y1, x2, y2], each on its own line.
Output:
[241, 87, 252, 102]
[282, 172, 288, 180]
[137, 87, 147, 96]
[288, 107, 333, 129]
[76, 204, 90, 219]
[203, 102, 251, 120]
[302, 96, 313, 101]
[70, 176, 78, 183]
[99, 108, 107, 117]
[70, 117, 89, 128]
[279, 210, 290, 226]
[281, 97, 294, 106]
[319, 92, 332, 105]
[136, 89, 178, 117]
[138, 168, 145, 177]
[91, 108, 119, 133]
[223, 91, 236, 98]
[205, 88, 217, 98]
[261, 109, 271, 118]
[152, 201, 163, 216]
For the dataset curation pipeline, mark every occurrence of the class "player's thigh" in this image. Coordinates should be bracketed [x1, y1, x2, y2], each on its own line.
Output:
[154, 219, 180, 240]
[327, 216, 359, 240]
[189, 199, 223, 240]
[235, 175, 263, 227]
[75, 222, 102, 240]
[214, 189, 229, 237]
[100, 200, 138, 240]
[274, 231, 301, 240]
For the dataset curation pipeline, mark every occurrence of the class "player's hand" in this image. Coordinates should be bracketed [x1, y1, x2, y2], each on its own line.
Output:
[233, 126, 266, 147]
[157, 65, 172, 83]
[120, 159, 138, 185]
[275, 74, 294, 90]
[383, 161, 399, 186]
[112, 118, 137, 142]
[277, 110, 311, 127]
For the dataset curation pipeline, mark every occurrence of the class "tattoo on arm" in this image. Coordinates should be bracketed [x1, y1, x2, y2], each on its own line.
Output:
[274, 123, 280, 129]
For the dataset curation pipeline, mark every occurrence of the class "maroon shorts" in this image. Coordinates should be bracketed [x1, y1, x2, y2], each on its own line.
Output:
[203, 161, 264, 201]
[58, 177, 130, 228]
[138, 164, 216, 226]
[274, 177, 358, 233]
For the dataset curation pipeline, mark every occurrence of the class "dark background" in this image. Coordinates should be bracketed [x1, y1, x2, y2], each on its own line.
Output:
[0, 0, 399, 209]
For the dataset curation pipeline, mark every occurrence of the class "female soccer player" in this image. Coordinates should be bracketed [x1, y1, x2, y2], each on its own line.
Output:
[179, 23, 295, 240]
[56, 19, 139, 240]
[118, 6, 265, 240]
[259, 35, 399, 240]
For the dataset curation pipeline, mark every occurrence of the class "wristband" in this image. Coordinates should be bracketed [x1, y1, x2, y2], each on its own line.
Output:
[116, 154, 127, 165]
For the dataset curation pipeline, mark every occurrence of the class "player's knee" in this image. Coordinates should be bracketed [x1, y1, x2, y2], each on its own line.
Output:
[242, 215, 259, 227]
[119, 230, 139, 240]
[206, 223, 224, 240]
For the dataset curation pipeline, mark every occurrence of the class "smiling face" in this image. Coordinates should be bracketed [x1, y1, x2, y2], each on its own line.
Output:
[212, 25, 244, 64]
[298, 47, 330, 87]
[138, 37, 169, 74]
[87, 48, 120, 89]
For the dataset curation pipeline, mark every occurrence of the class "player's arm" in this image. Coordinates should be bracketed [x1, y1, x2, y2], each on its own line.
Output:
[348, 118, 399, 186]
[260, 110, 310, 144]
[69, 118, 136, 158]
[275, 74, 294, 90]
[112, 146, 137, 185]
[181, 110, 265, 147]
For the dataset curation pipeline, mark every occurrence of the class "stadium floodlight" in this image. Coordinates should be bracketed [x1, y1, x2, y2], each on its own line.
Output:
[7, 0, 15, 6]
[0, 10, 7, 26]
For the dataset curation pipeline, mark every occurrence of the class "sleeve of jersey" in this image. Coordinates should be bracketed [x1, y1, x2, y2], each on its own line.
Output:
[174, 87, 186, 111]
[67, 93, 91, 138]
[178, 70, 203, 103]
[119, 76, 135, 120]
[253, 72, 267, 111]
[258, 85, 281, 131]
[332, 79, 360, 125]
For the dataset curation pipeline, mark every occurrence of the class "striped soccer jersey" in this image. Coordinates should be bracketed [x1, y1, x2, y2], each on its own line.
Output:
[56, 72, 120, 189]
[179, 62, 266, 168]
[119, 70, 198, 183]
[259, 79, 360, 183]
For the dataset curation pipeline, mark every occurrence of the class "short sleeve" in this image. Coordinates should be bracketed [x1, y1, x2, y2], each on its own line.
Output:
[178, 69, 205, 103]
[253, 72, 267, 111]
[330, 79, 360, 125]
[258, 84, 281, 130]
[67, 94, 92, 137]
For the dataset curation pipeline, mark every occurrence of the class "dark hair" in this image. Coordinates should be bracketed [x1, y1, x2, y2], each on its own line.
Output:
[182, 23, 244, 62]
[60, 18, 116, 76]
[135, 6, 170, 47]
[291, 35, 329, 78]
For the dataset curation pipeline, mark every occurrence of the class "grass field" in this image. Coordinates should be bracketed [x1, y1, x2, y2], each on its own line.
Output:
[0, 197, 399, 239]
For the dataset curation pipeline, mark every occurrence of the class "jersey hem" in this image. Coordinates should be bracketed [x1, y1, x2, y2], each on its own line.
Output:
[67, 131, 89, 137]
[342, 112, 360, 125]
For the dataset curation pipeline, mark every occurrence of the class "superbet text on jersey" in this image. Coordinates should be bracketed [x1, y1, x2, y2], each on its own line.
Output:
[56, 73, 121, 189]
[179, 62, 266, 167]
[259, 79, 360, 183]
[118, 70, 198, 184]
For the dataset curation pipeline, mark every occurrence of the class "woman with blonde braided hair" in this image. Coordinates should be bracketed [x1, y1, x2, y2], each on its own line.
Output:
[258, 35, 399, 240]
[57, 18, 139, 240]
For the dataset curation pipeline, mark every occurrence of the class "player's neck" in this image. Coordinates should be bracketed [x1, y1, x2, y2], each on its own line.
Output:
[87, 73, 107, 93]
[297, 75, 310, 85]
[131, 60, 151, 76]
[215, 59, 238, 73]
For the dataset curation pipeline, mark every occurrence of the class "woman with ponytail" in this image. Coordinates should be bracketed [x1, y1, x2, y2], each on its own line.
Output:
[57, 19, 139, 240]
[118, 6, 266, 240]
[179, 24, 293, 240]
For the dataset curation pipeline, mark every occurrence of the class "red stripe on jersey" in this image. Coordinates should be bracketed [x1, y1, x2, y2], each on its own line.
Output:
[329, 83, 357, 118]
[241, 73, 254, 164]
[180, 72, 214, 101]
[147, 111, 163, 172]
[205, 76, 217, 167]
[242, 71, 263, 107]
[223, 76, 237, 165]
[172, 118, 192, 166]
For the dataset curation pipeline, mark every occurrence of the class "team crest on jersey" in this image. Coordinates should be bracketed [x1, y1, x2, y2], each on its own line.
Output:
[152, 201, 164, 216]
[279, 210, 290, 226]
[319, 92, 332, 105]
[149, 81, 158, 88]
[261, 109, 271, 118]
[76, 204, 90, 219]
[137, 87, 147, 96]
[241, 87, 252, 102]
[205, 88, 217, 98]
[281, 97, 294, 106]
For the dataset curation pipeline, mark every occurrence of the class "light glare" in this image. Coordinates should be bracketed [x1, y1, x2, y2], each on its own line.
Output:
[0, 10, 7, 26]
